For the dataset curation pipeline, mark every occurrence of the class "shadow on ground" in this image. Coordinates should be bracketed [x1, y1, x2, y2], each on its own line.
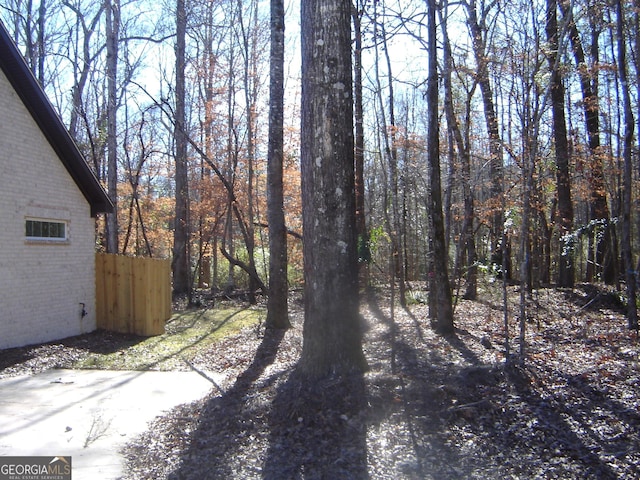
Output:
[0, 330, 146, 376]
[262, 370, 368, 479]
[168, 328, 286, 478]
[125, 287, 639, 479]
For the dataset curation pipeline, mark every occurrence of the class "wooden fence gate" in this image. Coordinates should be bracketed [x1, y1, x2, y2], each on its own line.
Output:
[95, 253, 171, 336]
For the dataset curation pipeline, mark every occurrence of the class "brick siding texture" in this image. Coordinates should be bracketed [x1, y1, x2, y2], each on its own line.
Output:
[0, 69, 97, 349]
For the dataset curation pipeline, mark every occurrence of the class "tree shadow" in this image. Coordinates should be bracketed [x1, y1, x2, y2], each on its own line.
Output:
[167, 327, 286, 479]
[367, 292, 627, 478]
[0, 330, 147, 375]
[430, 347, 627, 478]
[122, 288, 636, 478]
[401, 304, 427, 345]
[365, 291, 465, 478]
[0, 306, 254, 376]
[443, 328, 483, 365]
[262, 369, 368, 479]
[521, 365, 638, 477]
[127, 307, 253, 370]
[496, 364, 625, 479]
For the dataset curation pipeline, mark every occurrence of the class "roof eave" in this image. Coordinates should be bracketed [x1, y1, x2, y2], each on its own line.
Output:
[0, 21, 114, 216]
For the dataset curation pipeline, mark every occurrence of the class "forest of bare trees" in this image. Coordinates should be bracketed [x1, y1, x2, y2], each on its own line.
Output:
[2, 1, 640, 475]
[2, 0, 638, 337]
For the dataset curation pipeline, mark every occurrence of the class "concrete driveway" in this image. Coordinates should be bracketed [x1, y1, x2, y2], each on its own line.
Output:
[0, 369, 220, 479]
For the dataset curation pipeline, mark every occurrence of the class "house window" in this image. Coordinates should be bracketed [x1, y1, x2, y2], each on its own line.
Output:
[26, 219, 67, 241]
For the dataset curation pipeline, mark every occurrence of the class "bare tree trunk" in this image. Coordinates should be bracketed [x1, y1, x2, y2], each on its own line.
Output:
[36, 0, 46, 83]
[172, 0, 190, 296]
[121, 123, 152, 257]
[105, 0, 119, 254]
[560, 0, 615, 284]
[299, 0, 367, 378]
[427, 0, 454, 335]
[64, 3, 105, 141]
[224, 9, 238, 294]
[197, 3, 218, 290]
[371, 8, 393, 290]
[441, 2, 477, 300]
[15, 0, 47, 83]
[519, 110, 534, 363]
[352, 1, 369, 285]
[615, 0, 638, 330]
[237, 0, 259, 304]
[465, 0, 504, 271]
[212, 235, 219, 292]
[635, 0, 640, 280]
[546, 0, 574, 288]
[372, 1, 406, 305]
[266, 0, 290, 329]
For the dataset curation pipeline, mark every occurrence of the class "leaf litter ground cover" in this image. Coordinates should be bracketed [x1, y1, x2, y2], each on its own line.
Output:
[0, 284, 638, 478]
[124, 284, 639, 479]
[0, 302, 262, 377]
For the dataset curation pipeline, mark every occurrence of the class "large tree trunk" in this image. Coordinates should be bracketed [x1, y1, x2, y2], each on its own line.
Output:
[546, 0, 574, 287]
[299, 0, 367, 378]
[427, 0, 454, 335]
[172, 0, 190, 295]
[266, 0, 290, 329]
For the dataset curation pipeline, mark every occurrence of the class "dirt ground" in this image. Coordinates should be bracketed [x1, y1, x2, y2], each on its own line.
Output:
[1, 283, 638, 479]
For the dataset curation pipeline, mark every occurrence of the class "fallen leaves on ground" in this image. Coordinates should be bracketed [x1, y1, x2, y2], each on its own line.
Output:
[1, 283, 638, 479]
[125, 284, 640, 479]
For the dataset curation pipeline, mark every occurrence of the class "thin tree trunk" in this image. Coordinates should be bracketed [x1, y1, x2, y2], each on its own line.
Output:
[444, 128, 455, 253]
[616, 0, 638, 330]
[105, 0, 119, 254]
[427, 0, 454, 335]
[225, 10, 238, 293]
[520, 114, 534, 364]
[266, 0, 290, 329]
[546, 0, 574, 287]
[465, 0, 504, 269]
[636, 0, 640, 279]
[371, 1, 406, 305]
[441, 2, 477, 300]
[36, 0, 46, 84]
[198, 6, 217, 290]
[560, 0, 614, 284]
[65, 3, 105, 142]
[212, 235, 219, 292]
[172, 0, 190, 296]
[238, 0, 259, 304]
[352, 1, 368, 285]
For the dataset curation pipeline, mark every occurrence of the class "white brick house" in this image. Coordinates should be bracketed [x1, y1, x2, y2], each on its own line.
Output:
[0, 23, 113, 349]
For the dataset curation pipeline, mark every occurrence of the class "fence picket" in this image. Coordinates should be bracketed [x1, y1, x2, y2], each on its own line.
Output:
[95, 253, 170, 336]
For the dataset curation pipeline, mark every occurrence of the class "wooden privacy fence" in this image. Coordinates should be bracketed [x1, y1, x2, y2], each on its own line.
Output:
[95, 253, 171, 336]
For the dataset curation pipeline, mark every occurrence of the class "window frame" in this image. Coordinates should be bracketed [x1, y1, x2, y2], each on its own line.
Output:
[25, 218, 69, 243]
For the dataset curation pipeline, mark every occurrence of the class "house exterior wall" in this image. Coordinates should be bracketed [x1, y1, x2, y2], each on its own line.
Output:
[0, 68, 97, 349]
